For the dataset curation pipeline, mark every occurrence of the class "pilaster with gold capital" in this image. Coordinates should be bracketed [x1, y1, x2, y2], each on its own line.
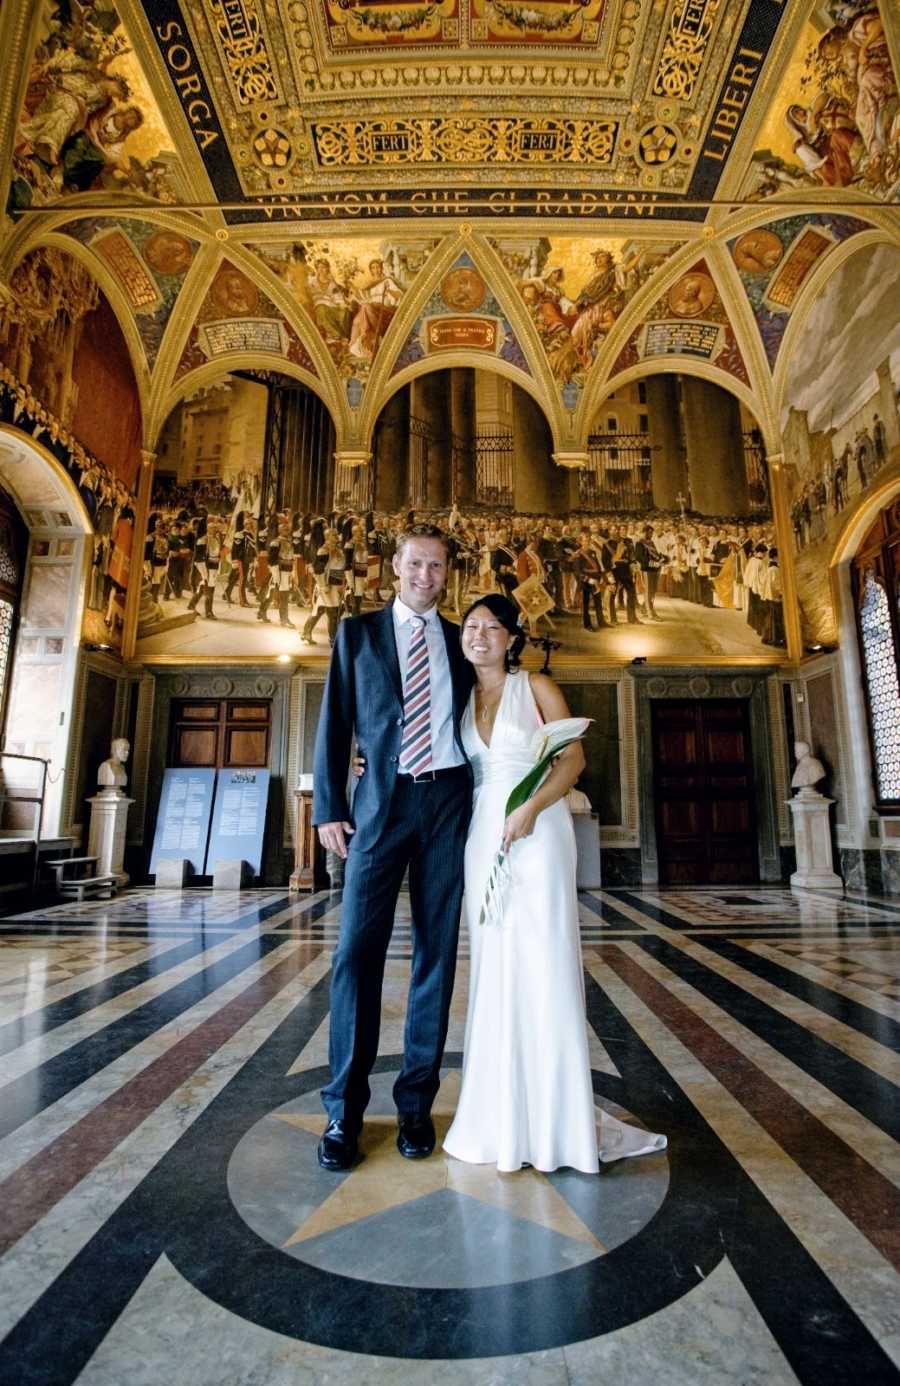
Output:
[333, 449, 372, 512]
[552, 451, 590, 469]
[122, 449, 156, 662]
[766, 450, 803, 663]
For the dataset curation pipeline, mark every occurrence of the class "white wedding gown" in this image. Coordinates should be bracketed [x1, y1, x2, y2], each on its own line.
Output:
[443, 670, 666, 1173]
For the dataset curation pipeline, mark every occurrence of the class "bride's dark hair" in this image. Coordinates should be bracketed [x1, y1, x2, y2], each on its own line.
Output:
[461, 593, 526, 669]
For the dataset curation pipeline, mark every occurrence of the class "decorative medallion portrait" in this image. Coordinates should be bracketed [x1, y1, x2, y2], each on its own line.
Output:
[667, 272, 716, 319]
[441, 268, 487, 313]
[731, 231, 784, 276]
[211, 267, 261, 318]
[144, 232, 196, 277]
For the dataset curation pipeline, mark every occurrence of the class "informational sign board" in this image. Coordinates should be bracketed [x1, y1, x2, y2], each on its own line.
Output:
[150, 768, 216, 876]
[205, 767, 271, 877]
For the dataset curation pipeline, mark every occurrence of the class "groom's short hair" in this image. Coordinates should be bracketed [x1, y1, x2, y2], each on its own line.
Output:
[394, 523, 449, 558]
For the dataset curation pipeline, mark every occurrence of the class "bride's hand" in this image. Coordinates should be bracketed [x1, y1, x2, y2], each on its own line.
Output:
[502, 803, 538, 852]
[352, 755, 365, 778]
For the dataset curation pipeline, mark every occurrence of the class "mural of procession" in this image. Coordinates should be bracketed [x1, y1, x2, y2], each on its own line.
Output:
[137, 476, 784, 666]
[137, 501, 785, 661]
[781, 242, 900, 646]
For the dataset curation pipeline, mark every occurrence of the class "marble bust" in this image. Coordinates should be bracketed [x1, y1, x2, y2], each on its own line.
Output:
[98, 738, 130, 794]
[791, 740, 826, 794]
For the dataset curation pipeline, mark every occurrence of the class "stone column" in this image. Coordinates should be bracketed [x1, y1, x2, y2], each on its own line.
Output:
[121, 448, 155, 661]
[374, 389, 409, 511]
[450, 368, 475, 505]
[787, 788, 842, 889]
[410, 373, 451, 508]
[645, 375, 685, 509]
[87, 791, 133, 886]
[681, 378, 749, 515]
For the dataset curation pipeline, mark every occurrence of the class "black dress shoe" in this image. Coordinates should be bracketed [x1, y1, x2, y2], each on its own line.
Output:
[397, 1114, 435, 1159]
[317, 1119, 359, 1171]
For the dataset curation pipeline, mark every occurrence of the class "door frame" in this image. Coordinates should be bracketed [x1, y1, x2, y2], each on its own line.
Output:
[631, 668, 781, 885]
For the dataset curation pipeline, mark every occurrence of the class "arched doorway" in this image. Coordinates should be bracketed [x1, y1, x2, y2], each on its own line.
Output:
[0, 425, 95, 840]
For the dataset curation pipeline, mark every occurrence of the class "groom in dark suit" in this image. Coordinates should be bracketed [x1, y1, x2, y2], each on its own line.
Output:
[313, 524, 473, 1170]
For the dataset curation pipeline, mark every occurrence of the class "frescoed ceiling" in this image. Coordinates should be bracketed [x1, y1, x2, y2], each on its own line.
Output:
[0, 0, 896, 454]
[10, 0, 893, 220]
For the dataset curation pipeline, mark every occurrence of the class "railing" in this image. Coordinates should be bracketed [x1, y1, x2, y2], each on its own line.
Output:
[475, 429, 514, 509]
[0, 751, 50, 891]
[584, 433, 654, 512]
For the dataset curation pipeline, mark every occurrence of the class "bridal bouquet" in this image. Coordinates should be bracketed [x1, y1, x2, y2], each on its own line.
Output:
[479, 717, 592, 927]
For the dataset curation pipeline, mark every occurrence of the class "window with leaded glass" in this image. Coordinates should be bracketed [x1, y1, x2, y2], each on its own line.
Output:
[852, 497, 900, 812]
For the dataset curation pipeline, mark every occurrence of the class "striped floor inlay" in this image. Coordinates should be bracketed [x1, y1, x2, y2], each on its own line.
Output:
[0, 884, 896, 1386]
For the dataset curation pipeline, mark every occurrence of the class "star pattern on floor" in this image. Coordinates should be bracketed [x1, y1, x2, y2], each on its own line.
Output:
[277, 1073, 605, 1252]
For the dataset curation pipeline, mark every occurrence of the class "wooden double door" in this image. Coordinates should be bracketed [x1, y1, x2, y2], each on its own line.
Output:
[651, 699, 758, 886]
[169, 698, 271, 769]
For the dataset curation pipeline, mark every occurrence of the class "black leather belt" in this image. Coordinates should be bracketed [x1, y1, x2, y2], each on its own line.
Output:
[398, 765, 468, 784]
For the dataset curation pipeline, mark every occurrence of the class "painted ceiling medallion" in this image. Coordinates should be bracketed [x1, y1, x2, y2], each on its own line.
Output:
[441, 266, 487, 311]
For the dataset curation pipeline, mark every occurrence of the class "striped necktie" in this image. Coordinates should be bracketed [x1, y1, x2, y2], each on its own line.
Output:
[399, 615, 432, 775]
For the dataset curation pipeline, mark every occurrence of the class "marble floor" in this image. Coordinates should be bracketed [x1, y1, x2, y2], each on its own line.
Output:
[0, 884, 898, 1385]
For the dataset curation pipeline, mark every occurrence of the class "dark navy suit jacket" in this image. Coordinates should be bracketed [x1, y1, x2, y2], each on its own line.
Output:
[312, 602, 474, 852]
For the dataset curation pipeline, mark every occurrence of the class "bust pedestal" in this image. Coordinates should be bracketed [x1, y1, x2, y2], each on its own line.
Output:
[787, 789, 842, 890]
[88, 791, 133, 886]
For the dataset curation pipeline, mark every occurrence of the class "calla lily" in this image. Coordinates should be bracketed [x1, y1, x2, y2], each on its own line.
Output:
[479, 716, 592, 927]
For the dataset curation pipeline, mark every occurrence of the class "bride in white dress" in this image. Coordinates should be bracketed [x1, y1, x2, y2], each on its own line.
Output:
[442, 595, 666, 1174]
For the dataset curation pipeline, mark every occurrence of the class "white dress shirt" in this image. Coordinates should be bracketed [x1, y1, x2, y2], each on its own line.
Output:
[393, 598, 464, 771]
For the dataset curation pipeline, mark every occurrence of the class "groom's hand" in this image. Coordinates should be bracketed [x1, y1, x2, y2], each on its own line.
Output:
[318, 821, 355, 858]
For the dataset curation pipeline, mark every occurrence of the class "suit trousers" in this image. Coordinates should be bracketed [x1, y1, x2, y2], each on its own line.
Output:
[322, 766, 470, 1128]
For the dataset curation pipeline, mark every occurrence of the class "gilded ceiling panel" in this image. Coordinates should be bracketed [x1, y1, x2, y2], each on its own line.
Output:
[610, 258, 749, 387]
[728, 213, 871, 367]
[8, 0, 188, 216]
[175, 261, 318, 379]
[389, 251, 530, 377]
[130, 0, 793, 221]
[251, 236, 438, 383]
[63, 218, 198, 366]
[491, 235, 677, 394]
[743, 0, 900, 201]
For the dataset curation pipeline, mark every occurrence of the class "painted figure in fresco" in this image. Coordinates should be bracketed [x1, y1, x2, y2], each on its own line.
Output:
[571, 250, 626, 365]
[572, 531, 609, 631]
[302, 528, 347, 646]
[818, 9, 899, 176]
[348, 259, 403, 361]
[490, 528, 519, 599]
[832, 447, 849, 512]
[523, 267, 579, 338]
[855, 424, 875, 487]
[311, 259, 354, 346]
[872, 412, 888, 466]
[634, 525, 664, 620]
[223, 511, 252, 607]
[784, 98, 859, 187]
[16, 60, 129, 162]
